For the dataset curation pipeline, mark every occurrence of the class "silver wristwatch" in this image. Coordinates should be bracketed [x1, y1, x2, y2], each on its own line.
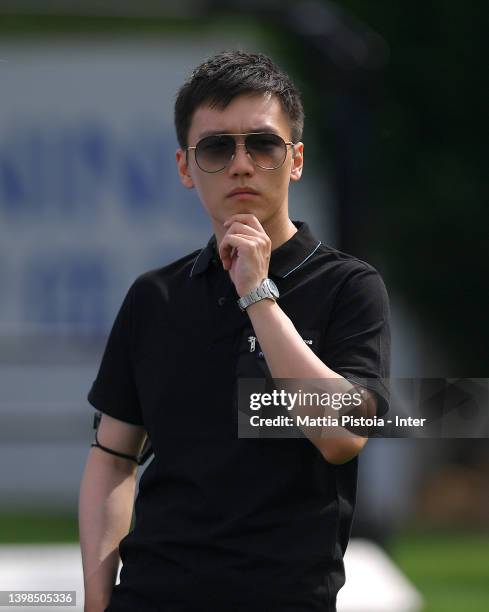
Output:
[237, 278, 280, 311]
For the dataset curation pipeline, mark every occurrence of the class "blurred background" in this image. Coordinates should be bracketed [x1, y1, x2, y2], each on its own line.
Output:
[0, 1, 488, 611]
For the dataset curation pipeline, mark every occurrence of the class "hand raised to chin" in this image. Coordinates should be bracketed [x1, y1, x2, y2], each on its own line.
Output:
[218, 213, 271, 297]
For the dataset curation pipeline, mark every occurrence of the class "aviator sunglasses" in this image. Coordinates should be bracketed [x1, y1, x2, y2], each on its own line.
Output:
[186, 132, 295, 173]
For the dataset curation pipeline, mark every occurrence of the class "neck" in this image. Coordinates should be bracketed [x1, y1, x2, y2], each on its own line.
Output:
[267, 214, 298, 250]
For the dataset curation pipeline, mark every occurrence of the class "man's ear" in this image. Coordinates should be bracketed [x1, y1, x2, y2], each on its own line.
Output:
[290, 142, 304, 182]
[176, 149, 194, 189]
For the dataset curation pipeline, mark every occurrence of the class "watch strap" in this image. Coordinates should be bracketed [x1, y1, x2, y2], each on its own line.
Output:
[238, 279, 276, 311]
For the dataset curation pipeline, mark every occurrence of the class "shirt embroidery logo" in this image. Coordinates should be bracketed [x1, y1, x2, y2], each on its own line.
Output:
[247, 336, 313, 357]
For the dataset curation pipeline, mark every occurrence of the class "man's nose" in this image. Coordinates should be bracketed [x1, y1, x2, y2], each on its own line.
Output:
[227, 143, 255, 175]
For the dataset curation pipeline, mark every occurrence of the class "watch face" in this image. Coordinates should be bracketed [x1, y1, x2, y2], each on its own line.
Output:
[267, 279, 280, 299]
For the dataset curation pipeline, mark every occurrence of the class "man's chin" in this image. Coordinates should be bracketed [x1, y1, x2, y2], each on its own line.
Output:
[230, 206, 262, 218]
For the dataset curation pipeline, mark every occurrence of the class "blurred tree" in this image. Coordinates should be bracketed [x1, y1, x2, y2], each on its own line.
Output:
[337, 0, 489, 375]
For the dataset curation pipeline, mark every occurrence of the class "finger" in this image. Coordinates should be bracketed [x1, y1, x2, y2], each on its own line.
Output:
[219, 234, 255, 259]
[223, 214, 262, 233]
[219, 234, 255, 269]
[223, 221, 262, 238]
[223, 213, 263, 233]
[220, 232, 270, 268]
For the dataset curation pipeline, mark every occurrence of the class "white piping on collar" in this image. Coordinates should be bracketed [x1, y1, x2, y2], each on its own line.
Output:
[191, 239, 321, 279]
[189, 248, 206, 278]
[281, 240, 322, 278]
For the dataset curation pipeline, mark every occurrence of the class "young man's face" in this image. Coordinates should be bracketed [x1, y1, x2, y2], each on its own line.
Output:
[176, 92, 303, 231]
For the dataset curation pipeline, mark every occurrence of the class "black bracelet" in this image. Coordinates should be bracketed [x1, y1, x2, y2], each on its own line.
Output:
[91, 430, 139, 464]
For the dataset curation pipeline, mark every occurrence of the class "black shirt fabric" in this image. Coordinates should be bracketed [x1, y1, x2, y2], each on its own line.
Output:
[88, 220, 391, 612]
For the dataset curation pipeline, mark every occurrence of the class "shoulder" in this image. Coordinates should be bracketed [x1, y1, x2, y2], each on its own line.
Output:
[111, 248, 205, 321]
[316, 242, 381, 276]
[314, 242, 388, 298]
[129, 247, 203, 296]
[308, 243, 390, 326]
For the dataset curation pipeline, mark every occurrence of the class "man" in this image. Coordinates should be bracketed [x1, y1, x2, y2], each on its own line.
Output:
[79, 50, 390, 612]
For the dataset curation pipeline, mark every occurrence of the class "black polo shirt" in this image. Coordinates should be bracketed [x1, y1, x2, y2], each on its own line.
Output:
[88, 220, 390, 612]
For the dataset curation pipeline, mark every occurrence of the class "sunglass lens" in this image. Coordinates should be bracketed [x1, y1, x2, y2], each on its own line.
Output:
[246, 133, 286, 169]
[195, 135, 235, 172]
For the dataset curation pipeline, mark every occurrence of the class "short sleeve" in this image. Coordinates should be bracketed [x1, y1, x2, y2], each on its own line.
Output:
[320, 265, 391, 417]
[87, 282, 143, 425]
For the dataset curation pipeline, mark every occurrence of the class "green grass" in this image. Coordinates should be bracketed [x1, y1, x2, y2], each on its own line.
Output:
[0, 512, 78, 543]
[389, 531, 489, 612]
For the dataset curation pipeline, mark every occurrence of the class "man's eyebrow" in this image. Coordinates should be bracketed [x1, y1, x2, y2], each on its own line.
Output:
[197, 127, 281, 139]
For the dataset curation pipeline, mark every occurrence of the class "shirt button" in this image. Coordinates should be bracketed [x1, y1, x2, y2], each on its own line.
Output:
[218, 296, 226, 306]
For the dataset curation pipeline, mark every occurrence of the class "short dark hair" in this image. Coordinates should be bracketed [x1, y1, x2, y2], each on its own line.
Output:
[174, 50, 304, 148]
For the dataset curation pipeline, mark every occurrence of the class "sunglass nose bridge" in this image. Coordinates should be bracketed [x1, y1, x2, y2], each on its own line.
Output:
[230, 143, 253, 163]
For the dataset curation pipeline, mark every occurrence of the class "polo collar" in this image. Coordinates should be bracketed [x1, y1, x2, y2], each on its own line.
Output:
[189, 235, 219, 277]
[268, 221, 322, 278]
[189, 220, 321, 279]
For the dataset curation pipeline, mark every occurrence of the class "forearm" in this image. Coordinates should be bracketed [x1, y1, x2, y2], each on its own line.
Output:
[79, 449, 138, 612]
[246, 299, 369, 463]
[246, 300, 346, 380]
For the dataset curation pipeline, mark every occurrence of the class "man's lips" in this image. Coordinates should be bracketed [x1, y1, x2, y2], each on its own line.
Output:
[227, 187, 259, 197]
